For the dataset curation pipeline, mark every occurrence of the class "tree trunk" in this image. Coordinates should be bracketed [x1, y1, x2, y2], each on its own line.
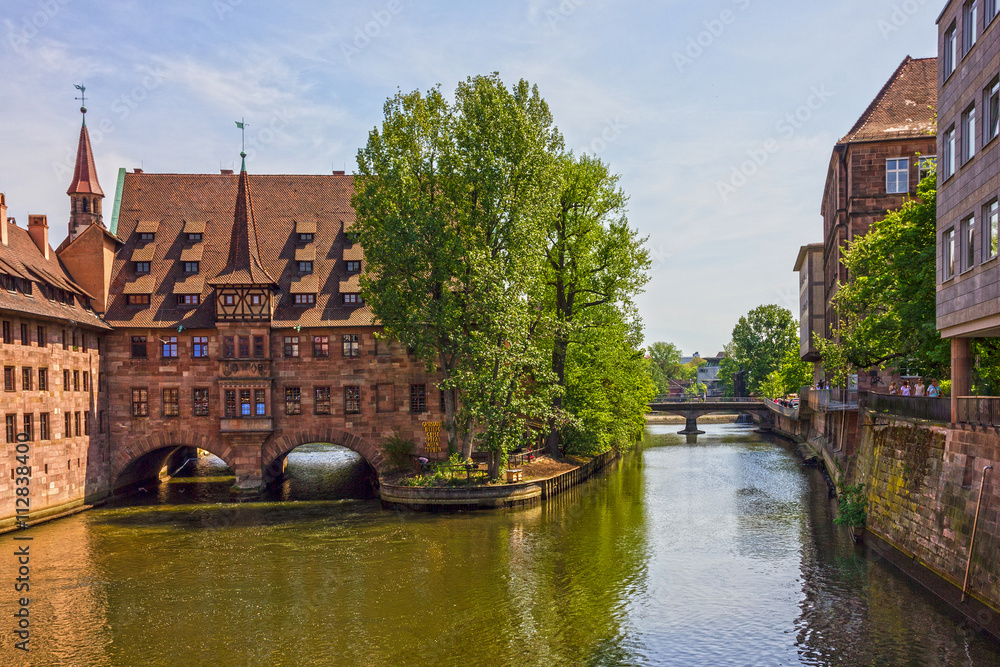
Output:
[547, 335, 568, 457]
[487, 450, 501, 479]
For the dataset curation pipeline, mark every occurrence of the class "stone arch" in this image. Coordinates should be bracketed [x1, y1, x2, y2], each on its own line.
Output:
[261, 428, 386, 485]
[112, 431, 238, 490]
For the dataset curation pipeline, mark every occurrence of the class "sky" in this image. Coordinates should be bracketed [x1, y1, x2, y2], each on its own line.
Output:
[0, 0, 941, 355]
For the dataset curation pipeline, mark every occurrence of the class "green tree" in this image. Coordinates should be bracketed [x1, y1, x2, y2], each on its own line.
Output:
[353, 74, 562, 476]
[761, 371, 785, 400]
[645, 358, 669, 395]
[543, 153, 650, 456]
[777, 345, 812, 396]
[647, 341, 683, 378]
[814, 169, 949, 381]
[726, 305, 799, 395]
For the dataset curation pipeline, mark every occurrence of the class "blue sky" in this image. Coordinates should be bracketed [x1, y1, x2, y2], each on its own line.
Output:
[0, 0, 940, 354]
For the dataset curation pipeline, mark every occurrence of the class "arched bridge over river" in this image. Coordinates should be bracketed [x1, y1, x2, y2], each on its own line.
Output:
[648, 397, 770, 434]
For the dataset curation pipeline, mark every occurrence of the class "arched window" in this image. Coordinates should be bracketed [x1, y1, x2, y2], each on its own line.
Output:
[82, 199, 90, 213]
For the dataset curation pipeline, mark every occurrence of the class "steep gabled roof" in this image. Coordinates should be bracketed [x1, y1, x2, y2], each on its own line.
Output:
[208, 161, 277, 286]
[66, 119, 105, 197]
[839, 56, 937, 144]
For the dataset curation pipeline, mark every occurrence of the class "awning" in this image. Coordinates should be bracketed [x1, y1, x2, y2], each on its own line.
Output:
[290, 275, 318, 294]
[295, 246, 316, 261]
[295, 219, 317, 234]
[122, 275, 155, 294]
[182, 219, 207, 234]
[180, 246, 204, 262]
[130, 245, 156, 262]
[173, 276, 204, 295]
[339, 274, 361, 292]
[135, 219, 160, 234]
[343, 245, 364, 261]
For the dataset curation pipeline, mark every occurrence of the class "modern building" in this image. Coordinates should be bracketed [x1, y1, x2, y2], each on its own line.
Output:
[936, 1, 1000, 416]
[793, 243, 824, 375]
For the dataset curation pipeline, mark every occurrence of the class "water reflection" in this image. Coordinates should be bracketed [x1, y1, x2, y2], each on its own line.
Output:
[1, 431, 999, 665]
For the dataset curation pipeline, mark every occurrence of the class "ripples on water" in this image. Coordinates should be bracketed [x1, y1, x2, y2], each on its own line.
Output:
[2, 427, 999, 666]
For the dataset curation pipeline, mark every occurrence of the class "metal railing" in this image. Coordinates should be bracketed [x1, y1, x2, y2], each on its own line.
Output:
[956, 397, 1000, 427]
[650, 396, 763, 404]
[807, 388, 859, 411]
[866, 392, 951, 423]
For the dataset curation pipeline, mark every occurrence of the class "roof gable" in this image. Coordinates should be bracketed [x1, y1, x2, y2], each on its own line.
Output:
[839, 56, 937, 144]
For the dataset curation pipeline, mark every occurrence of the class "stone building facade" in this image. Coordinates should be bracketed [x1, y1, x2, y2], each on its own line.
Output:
[936, 0, 1000, 415]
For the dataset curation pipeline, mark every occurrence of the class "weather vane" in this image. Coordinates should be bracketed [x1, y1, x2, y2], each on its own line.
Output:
[74, 84, 87, 115]
[235, 118, 249, 157]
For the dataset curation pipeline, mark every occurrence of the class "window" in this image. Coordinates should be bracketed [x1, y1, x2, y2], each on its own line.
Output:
[193, 388, 210, 416]
[63, 369, 69, 390]
[253, 335, 265, 358]
[223, 294, 236, 306]
[377, 383, 395, 413]
[964, 105, 977, 162]
[162, 336, 178, 358]
[37, 326, 45, 347]
[298, 261, 313, 274]
[73, 370, 79, 391]
[944, 227, 957, 280]
[342, 334, 360, 357]
[162, 388, 179, 416]
[38, 368, 47, 391]
[943, 126, 956, 179]
[131, 388, 149, 417]
[342, 293, 361, 305]
[284, 336, 300, 358]
[83, 371, 89, 391]
[965, 1, 979, 53]
[135, 262, 150, 274]
[346, 260, 361, 273]
[5, 367, 15, 392]
[131, 336, 147, 358]
[22, 367, 31, 391]
[255, 389, 266, 416]
[64, 412, 70, 437]
[1, 321, 9, 344]
[285, 387, 302, 415]
[128, 294, 151, 306]
[250, 294, 262, 306]
[187, 233, 202, 243]
[313, 335, 329, 357]
[886, 158, 909, 194]
[963, 215, 977, 271]
[344, 386, 361, 414]
[62, 329, 67, 348]
[183, 262, 200, 273]
[139, 232, 155, 242]
[177, 294, 201, 306]
[84, 412, 90, 436]
[225, 390, 237, 417]
[81, 333, 87, 352]
[239, 335, 251, 358]
[990, 0, 999, 23]
[294, 293, 315, 305]
[988, 200, 999, 259]
[946, 23, 958, 77]
[240, 389, 252, 416]
[987, 79, 1000, 146]
[298, 233, 314, 243]
[20, 323, 28, 345]
[410, 384, 427, 413]
[74, 411, 81, 436]
[918, 156, 937, 180]
[223, 336, 235, 358]
[315, 387, 331, 414]
[193, 336, 208, 358]
[5, 415, 14, 443]
[22, 415, 32, 442]
[39, 413, 50, 440]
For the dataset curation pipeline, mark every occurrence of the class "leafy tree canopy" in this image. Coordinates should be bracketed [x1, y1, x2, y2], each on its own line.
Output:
[726, 304, 800, 395]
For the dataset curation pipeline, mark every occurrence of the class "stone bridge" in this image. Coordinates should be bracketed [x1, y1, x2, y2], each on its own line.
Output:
[648, 397, 770, 434]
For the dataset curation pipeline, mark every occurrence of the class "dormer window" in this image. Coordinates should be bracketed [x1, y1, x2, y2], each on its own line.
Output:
[223, 294, 235, 306]
[139, 232, 155, 242]
[183, 262, 200, 274]
[177, 295, 200, 306]
[342, 293, 361, 305]
[187, 233, 202, 243]
[135, 262, 150, 274]
[298, 261, 313, 274]
[298, 233, 314, 243]
[127, 294, 150, 306]
[294, 293, 315, 305]
[346, 260, 361, 273]
[250, 294, 262, 306]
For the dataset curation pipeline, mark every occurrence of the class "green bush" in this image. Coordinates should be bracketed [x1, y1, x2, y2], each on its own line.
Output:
[833, 483, 867, 528]
[381, 432, 416, 470]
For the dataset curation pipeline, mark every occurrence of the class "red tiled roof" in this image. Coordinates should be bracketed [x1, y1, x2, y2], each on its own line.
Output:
[104, 170, 374, 329]
[839, 56, 938, 144]
[66, 121, 105, 197]
[0, 221, 108, 329]
[209, 166, 277, 287]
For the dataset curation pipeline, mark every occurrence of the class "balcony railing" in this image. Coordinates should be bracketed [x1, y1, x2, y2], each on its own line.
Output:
[805, 388, 859, 411]
[220, 416, 274, 433]
[865, 392, 950, 423]
[956, 397, 1000, 428]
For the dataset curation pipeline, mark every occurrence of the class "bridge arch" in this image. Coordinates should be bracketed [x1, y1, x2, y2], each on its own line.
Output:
[111, 432, 238, 492]
[261, 428, 387, 486]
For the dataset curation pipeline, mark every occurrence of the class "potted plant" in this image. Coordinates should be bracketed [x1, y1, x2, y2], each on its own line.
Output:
[834, 483, 867, 543]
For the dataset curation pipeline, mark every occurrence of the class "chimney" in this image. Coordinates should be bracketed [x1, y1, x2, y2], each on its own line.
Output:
[0, 193, 7, 246]
[28, 215, 50, 260]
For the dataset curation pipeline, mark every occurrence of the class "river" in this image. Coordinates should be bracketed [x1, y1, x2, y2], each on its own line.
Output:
[3, 423, 999, 666]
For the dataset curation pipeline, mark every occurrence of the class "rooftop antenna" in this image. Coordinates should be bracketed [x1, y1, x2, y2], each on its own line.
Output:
[74, 84, 87, 125]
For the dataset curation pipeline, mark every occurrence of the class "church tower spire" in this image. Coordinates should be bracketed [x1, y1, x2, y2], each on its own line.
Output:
[66, 85, 104, 243]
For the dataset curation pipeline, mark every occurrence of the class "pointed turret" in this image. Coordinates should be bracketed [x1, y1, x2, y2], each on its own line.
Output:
[66, 100, 105, 242]
[210, 154, 277, 286]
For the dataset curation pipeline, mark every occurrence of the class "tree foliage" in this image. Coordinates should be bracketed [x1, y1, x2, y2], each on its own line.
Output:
[647, 342, 683, 379]
[725, 305, 800, 395]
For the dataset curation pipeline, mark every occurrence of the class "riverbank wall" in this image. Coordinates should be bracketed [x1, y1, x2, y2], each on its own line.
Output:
[768, 399, 1000, 638]
[380, 448, 620, 511]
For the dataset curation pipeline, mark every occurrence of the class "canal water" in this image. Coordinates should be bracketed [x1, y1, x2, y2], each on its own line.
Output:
[4, 423, 1000, 666]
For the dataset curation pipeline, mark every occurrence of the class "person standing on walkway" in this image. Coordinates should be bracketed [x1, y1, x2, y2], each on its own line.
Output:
[928, 380, 940, 398]
[900, 380, 911, 396]
[889, 381, 897, 395]
[915, 378, 926, 396]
